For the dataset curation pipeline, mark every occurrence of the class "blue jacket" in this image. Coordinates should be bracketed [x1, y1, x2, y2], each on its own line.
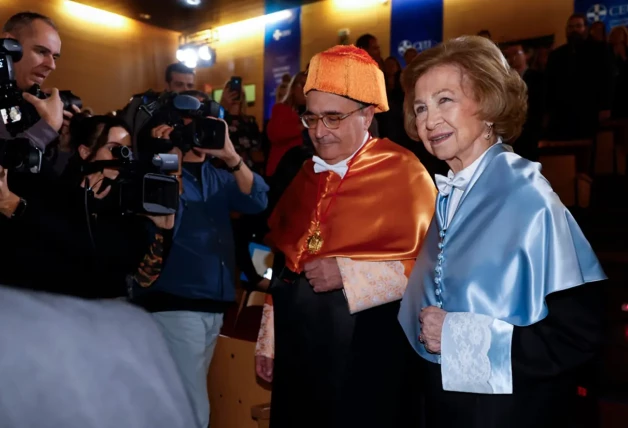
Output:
[133, 161, 268, 302]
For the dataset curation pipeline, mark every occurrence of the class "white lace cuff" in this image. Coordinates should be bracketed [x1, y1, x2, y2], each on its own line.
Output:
[441, 312, 514, 394]
[255, 303, 274, 359]
[337, 258, 408, 314]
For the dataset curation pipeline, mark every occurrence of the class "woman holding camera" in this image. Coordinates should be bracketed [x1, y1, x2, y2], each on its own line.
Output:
[0, 115, 174, 299]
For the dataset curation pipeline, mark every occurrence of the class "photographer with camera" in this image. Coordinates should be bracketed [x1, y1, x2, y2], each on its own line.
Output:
[130, 114, 268, 428]
[0, 115, 175, 298]
[0, 12, 67, 150]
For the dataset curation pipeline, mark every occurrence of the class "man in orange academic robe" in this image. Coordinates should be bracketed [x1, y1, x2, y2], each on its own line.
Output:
[255, 45, 436, 428]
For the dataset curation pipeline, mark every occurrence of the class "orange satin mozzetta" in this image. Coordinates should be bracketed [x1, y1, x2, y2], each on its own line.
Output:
[268, 137, 437, 274]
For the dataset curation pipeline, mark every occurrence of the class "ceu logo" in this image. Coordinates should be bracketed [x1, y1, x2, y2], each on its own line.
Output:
[273, 29, 292, 41]
[398, 39, 433, 56]
[587, 3, 608, 22]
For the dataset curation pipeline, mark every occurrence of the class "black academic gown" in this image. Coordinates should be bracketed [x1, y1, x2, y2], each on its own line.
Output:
[417, 282, 605, 428]
[268, 254, 420, 428]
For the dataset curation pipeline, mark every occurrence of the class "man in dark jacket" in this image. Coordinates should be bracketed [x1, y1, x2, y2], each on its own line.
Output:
[545, 13, 615, 140]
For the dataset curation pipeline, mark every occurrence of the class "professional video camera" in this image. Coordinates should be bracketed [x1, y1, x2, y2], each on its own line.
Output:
[80, 150, 180, 216]
[119, 90, 226, 156]
[0, 137, 42, 173]
[0, 38, 82, 135]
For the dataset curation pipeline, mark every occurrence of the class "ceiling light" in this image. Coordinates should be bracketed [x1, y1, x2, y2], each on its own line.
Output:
[186, 0, 201, 5]
[198, 45, 212, 61]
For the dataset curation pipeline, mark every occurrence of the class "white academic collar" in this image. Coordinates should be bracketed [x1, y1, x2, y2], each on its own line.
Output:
[443, 139, 503, 182]
[312, 132, 370, 178]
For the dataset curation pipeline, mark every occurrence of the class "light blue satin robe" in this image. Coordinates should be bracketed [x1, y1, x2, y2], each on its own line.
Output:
[398, 143, 606, 394]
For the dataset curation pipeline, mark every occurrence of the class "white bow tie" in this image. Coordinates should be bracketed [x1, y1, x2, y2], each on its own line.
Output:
[435, 173, 469, 196]
[312, 156, 349, 178]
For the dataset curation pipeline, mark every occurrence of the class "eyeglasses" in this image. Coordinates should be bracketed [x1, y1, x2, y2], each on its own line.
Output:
[300, 105, 366, 130]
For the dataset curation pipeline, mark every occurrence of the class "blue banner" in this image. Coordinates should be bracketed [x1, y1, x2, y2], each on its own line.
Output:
[263, 7, 301, 121]
[575, 1, 628, 33]
[390, 0, 443, 66]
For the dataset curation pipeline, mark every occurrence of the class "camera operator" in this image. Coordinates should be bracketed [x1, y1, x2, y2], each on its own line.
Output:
[0, 115, 175, 299]
[0, 12, 66, 151]
[130, 117, 268, 428]
[165, 63, 196, 93]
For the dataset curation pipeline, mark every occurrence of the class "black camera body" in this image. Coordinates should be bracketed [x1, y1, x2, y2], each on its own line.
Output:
[28, 84, 83, 112]
[0, 137, 42, 173]
[0, 38, 82, 136]
[81, 153, 180, 216]
[119, 90, 226, 156]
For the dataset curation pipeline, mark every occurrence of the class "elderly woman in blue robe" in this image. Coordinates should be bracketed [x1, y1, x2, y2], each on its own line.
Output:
[398, 36, 607, 428]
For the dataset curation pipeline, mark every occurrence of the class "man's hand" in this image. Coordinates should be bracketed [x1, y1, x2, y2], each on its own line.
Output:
[194, 118, 240, 167]
[0, 166, 20, 218]
[22, 88, 64, 132]
[146, 213, 175, 230]
[255, 355, 274, 383]
[303, 258, 343, 293]
[58, 105, 83, 148]
[419, 306, 447, 354]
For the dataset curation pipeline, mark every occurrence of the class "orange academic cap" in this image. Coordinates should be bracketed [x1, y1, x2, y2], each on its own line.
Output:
[304, 45, 389, 113]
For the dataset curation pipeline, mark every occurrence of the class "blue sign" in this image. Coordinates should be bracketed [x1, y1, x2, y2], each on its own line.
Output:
[263, 7, 301, 121]
[390, 0, 443, 65]
[575, 1, 628, 33]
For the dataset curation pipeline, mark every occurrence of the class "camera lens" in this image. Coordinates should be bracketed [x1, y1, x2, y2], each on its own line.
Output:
[110, 145, 132, 160]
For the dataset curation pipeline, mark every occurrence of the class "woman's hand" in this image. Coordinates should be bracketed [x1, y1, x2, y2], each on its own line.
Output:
[419, 306, 447, 354]
[152, 124, 175, 140]
[146, 213, 175, 230]
[81, 169, 119, 200]
[220, 88, 239, 109]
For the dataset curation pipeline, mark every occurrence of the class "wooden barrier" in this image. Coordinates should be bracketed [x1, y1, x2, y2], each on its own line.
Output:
[207, 335, 271, 428]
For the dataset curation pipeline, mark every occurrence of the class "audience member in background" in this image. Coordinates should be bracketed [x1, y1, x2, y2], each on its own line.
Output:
[266, 71, 307, 177]
[256, 45, 436, 428]
[404, 47, 418, 65]
[378, 56, 405, 139]
[275, 73, 292, 103]
[609, 26, 628, 118]
[506, 44, 544, 161]
[130, 119, 268, 428]
[477, 29, 492, 41]
[0, 285, 197, 428]
[545, 13, 615, 140]
[220, 81, 265, 174]
[589, 21, 607, 43]
[0, 116, 173, 298]
[356, 33, 384, 70]
[165, 63, 196, 93]
[530, 45, 551, 71]
[265, 130, 314, 217]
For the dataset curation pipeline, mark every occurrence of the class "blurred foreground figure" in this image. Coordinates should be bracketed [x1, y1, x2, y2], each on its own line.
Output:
[0, 286, 196, 428]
